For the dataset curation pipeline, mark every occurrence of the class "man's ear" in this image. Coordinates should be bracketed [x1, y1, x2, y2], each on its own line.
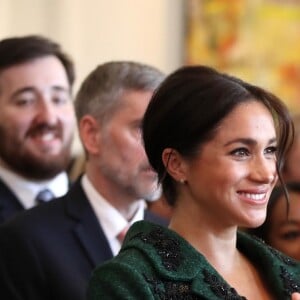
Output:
[162, 148, 187, 182]
[79, 115, 101, 155]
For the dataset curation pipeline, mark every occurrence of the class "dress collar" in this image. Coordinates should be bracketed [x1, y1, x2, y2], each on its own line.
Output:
[121, 221, 300, 299]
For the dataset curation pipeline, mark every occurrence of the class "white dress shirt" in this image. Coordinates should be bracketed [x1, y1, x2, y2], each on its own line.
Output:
[0, 165, 69, 209]
[81, 174, 145, 256]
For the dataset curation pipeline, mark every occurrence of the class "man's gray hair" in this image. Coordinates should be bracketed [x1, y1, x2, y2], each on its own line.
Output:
[75, 61, 165, 124]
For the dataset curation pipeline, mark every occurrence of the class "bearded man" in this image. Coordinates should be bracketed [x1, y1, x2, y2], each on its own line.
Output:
[0, 35, 76, 223]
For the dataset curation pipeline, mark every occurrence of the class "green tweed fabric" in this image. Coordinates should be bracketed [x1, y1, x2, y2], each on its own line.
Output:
[88, 221, 300, 299]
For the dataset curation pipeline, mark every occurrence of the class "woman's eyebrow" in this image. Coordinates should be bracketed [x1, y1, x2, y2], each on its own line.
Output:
[224, 137, 277, 147]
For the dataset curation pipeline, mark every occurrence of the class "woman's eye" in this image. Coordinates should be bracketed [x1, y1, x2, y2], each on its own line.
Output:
[230, 148, 249, 157]
[281, 231, 300, 240]
[264, 146, 277, 155]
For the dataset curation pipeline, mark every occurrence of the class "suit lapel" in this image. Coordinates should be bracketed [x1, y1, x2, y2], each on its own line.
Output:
[65, 179, 167, 268]
[65, 180, 113, 267]
[0, 178, 24, 223]
[74, 215, 113, 267]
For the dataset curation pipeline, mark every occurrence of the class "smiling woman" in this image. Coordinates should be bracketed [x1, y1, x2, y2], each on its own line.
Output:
[88, 65, 300, 300]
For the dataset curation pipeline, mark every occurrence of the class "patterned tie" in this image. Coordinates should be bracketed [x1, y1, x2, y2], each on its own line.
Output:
[35, 189, 55, 204]
[117, 225, 129, 244]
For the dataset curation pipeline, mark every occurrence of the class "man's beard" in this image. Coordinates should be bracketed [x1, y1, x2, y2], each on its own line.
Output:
[143, 184, 162, 202]
[99, 157, 160, 201]
[0, 145, 72, 180]
[0, 128, 73, 180]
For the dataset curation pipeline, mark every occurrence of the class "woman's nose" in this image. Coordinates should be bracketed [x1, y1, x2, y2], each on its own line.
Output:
[250, 156, 276, 183]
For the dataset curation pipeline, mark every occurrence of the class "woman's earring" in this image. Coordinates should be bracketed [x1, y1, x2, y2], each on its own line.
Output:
[179, 178, 186, 184]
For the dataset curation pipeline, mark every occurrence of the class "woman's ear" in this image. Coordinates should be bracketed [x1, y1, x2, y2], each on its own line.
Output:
[79, 115, 101, 155]
[162, 148, 187, 182]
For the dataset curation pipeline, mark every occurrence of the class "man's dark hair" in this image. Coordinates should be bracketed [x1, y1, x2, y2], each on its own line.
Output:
[0, 35, 75, 86]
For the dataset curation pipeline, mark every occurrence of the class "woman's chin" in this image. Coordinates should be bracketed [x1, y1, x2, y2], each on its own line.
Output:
[240, 215, 266, 229]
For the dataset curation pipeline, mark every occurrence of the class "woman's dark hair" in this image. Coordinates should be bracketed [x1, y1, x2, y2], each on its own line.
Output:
[246, 182, 300, 241]
[142, 65, 294, 205]
[0, 35, 75, 87]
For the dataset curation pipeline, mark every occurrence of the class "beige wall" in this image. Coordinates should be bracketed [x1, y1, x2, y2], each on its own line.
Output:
[0, 0, 185, 90]
[0, 0, 185, 153]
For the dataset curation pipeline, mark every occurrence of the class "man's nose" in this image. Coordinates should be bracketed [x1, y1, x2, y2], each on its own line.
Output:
[35, 98, 57, 125]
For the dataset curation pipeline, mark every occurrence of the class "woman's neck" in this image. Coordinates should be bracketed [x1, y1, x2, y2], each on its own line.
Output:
[169, 207, 273, 300]
[169, 210, 238, 273]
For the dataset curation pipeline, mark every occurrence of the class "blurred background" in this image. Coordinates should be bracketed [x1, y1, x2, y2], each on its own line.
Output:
[0, 0, 185, 94]
[186, 0, 300, 114]
[0, 0, 185, 155]
[2, 0, 300, 156]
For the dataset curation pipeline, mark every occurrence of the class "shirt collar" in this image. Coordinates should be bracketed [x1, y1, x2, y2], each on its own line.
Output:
[81, 174, 145, 255]
[0, 165, 69, 209]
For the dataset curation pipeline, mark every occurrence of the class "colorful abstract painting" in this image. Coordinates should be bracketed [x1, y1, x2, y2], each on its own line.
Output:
[186, 0, 300, 112]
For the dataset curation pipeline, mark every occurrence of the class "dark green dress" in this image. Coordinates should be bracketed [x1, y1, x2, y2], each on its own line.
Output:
[88, 221, 300, 299]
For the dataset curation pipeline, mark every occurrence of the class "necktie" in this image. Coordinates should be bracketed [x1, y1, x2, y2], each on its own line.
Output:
[117, 225, 129, 244]
[35, 189, 55, 204]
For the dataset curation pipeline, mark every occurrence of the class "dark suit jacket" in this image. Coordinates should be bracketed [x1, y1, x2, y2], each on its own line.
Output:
[88, 221, 300, 300]
[0, 178, 24, 223]
[0, 179, 168, 300]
